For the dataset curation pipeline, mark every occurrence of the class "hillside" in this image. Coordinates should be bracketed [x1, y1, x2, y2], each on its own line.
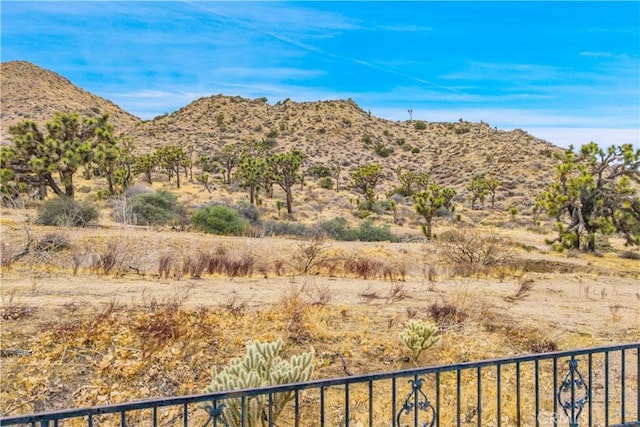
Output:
[130, 95, 563, 211]
[1, 61, 564, 212]
[0, 61, 141, 143]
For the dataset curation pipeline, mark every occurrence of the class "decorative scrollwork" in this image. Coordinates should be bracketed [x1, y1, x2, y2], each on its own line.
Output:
[396, 377, 436, 427]
[556, 359, 589, 426]
[202, 402, 228, 427]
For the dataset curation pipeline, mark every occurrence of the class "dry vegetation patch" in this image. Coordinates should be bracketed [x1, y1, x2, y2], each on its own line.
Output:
[1, 218, 638, 419]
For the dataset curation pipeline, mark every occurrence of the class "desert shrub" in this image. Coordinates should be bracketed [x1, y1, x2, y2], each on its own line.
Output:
[354, 219, 398, 242]
[123, 184, 153, 198]
[317, 217, 356, 241]
[35, 234, 70, 252]
[89, 239, 128, 276]
[372, 199, 394, 214]
[262, 220, 310, 237]
[234, 201, 260, 225]
[291, 233, 330, 274]
[352, 208, 372, 219]
[261, 218, 397, 242]
[192, 205, 248, 236]
[619, 250, 640, 260]
[158, 251, 175, 279]
[36, 196, 98, 227]
[427, 301, 468, 326]
[303, 283, 333, 306]
[126, 190, 186, 226]
[222, 252, 256, 277]
[317, 217, 397, 242]
[261, 137, 278, 149]
[344, 255, 381, 279]
[307, 164, 332, 178]
[436, 206, 452, 218]
[411, 147, 421, 154]
[386, 281, 409, 302]
[437, 228, 513, 276]
[594, 234, 615, 252]
[183, 249, 209, 279]
[265, 129, 279, 138]
[374, 143, 394, 158]
[319, 177, 334, 189]
[414, 120, 427, 130]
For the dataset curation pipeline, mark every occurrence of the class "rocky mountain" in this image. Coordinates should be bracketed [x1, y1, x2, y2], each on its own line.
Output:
[130, 94, 562, 209]
[1, 61, 563, 211]
[1, 61, 141, 143]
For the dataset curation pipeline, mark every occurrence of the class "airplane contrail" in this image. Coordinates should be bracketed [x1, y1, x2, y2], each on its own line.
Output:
[184, 1, 461, 93]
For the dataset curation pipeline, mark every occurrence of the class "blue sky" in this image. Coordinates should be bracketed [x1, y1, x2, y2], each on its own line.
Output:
[2, 1, 639, 148]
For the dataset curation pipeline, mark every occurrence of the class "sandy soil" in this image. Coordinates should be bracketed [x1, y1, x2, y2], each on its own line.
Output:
[2, 245, 638, 345]
[1, 203, 638, 347]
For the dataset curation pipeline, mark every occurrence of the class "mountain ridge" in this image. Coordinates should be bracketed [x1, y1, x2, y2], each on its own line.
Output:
[1, 61, 141, 143]
[1, 60, 563, 211]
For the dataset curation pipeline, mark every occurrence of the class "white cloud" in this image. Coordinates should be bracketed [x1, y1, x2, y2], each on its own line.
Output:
[377, 24, 433, 32]
[579, 51, 616, 58]
[105, 89, 210, 118]
[371, 106, 639, 149]
[213, 67, 325, 81]
[527, 128, 639, 149]
[440, 62, 563, 82]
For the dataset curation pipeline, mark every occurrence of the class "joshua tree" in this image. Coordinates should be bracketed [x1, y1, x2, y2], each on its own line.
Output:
[535, 143, 639, 251]
[267, 149, 305, 214]
[414, 184, 456, 239]
[349, 164, 385, 210]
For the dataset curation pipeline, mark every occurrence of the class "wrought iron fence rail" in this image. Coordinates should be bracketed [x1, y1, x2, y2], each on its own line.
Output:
[1, 342, 638, 426]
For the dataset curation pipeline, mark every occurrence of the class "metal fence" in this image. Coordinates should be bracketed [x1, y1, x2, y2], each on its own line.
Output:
[2, 342, 638, 427]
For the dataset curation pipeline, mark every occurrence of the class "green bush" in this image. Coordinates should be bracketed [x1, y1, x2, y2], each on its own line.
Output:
[261, 217, 398, 242]
[192, 205, 249, 235]
[374, 143, 394, 158]
[128, 190, 186, 226]
[260, 138, 278, 149]
[354, 219, 398, 242]
[436, 206, 453, 218]
[265, 129, 279, 138]
[319, 177, 334, 189]
[36, 196, 99, 227]
[234, 201, 260, 225]
[318, 217, 357, 241]
[414, 120, 427, 130]
[262, 220, 310, 237]
[372, 199, 394, 214]
[308, 164, 332, 178]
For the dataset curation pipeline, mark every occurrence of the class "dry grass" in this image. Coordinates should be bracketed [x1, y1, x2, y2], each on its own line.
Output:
[0, 196, 638, 422]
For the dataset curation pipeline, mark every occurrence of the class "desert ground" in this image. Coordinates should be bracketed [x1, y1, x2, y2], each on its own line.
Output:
[1, 198, 638, 423]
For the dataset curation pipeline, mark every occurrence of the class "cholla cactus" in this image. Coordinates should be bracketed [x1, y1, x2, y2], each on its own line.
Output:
[203, 338, 314, 426]
[399, 319, 439, 363]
